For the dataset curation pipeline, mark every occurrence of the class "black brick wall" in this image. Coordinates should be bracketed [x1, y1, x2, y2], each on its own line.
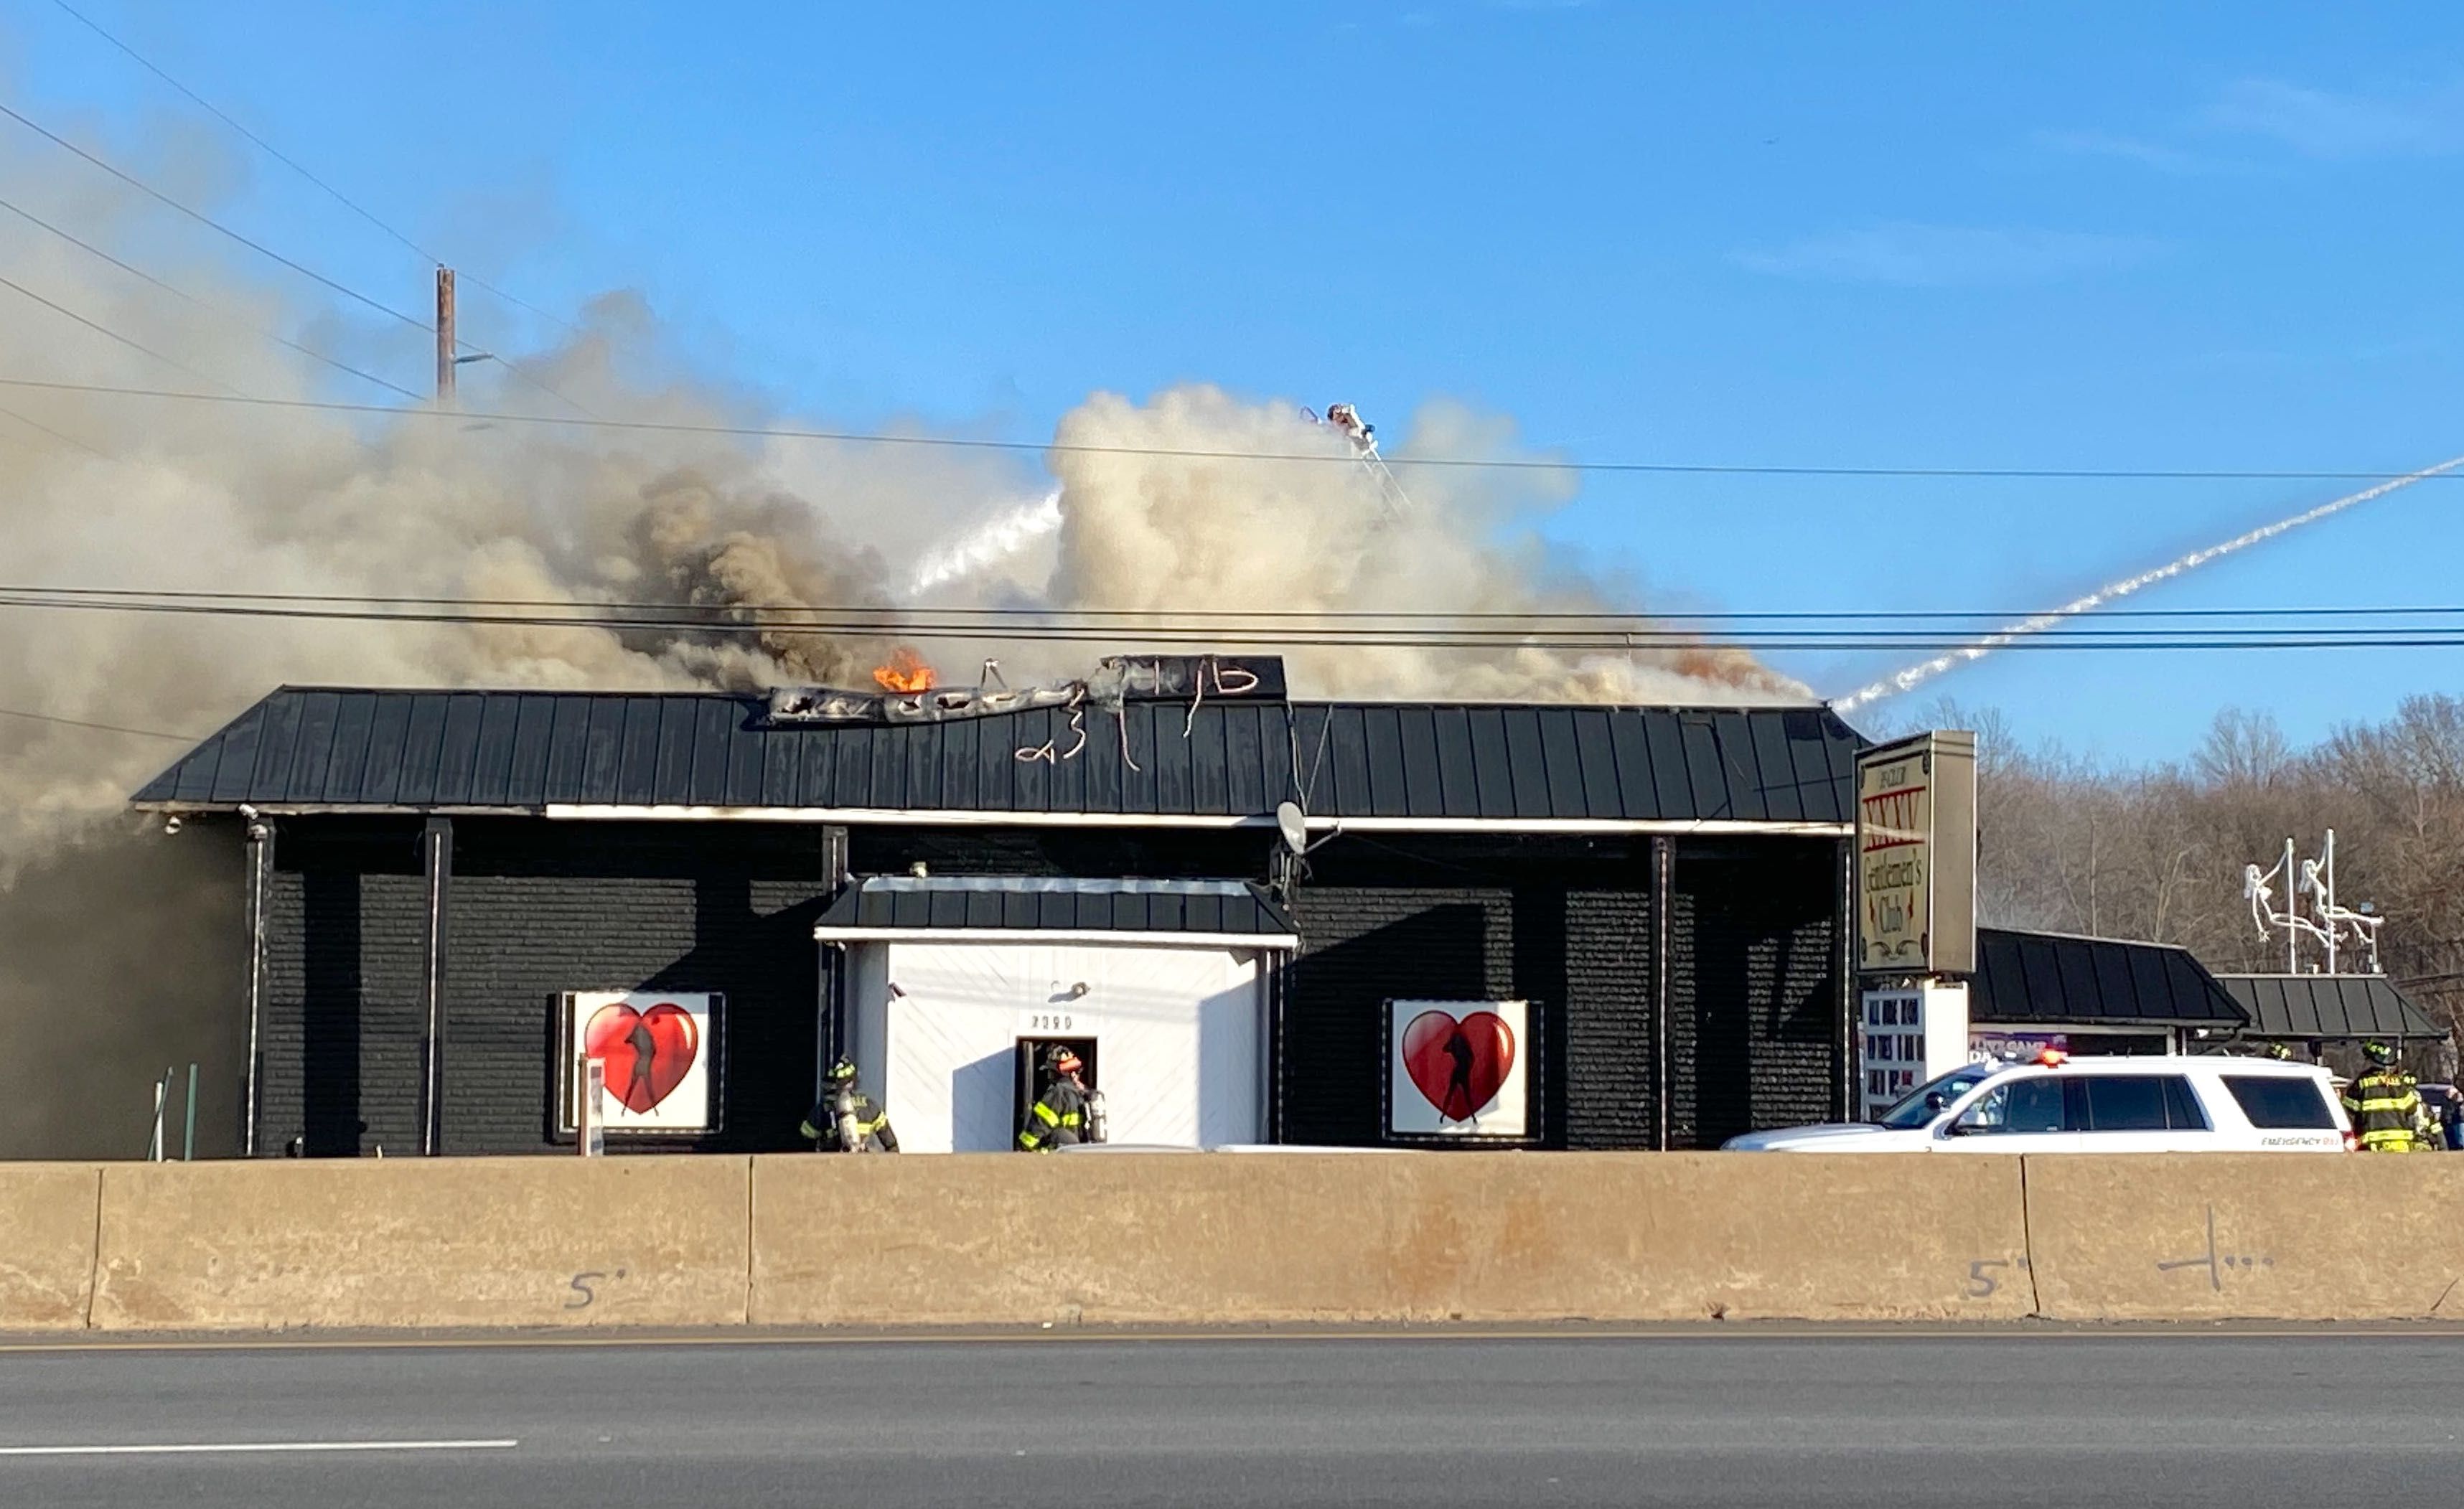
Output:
[259, 827, 426, 1157]
[259, 820, 840, 1157]
[1666, 847, 1842, 1150]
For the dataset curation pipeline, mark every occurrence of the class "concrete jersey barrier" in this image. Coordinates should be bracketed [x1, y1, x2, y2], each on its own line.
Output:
[2024, 1154, 2464, 1322]
[0, 1165, 102, 1330]
[749, 1151, 2036, 1326]
[88, 1157, 753, 1331]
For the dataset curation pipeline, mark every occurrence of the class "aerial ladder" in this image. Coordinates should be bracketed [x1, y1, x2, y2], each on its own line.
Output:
[1304, 402, 1413, 519]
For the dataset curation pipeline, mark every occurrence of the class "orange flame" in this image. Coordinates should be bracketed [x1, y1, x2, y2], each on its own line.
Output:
[873, 646, 937, 693]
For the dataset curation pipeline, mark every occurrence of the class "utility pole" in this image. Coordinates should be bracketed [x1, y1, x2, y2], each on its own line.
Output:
[435, 265, 456, 404]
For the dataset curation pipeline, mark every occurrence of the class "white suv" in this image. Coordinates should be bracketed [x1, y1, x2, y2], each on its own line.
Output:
[1724, 1053, 2353, 1153]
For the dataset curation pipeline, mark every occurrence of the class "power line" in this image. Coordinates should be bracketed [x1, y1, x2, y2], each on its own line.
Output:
[9, 583, 2464, 623]
[0, 704, 198, 741]
[0, 190, 424, 400]
[0, 270, 239, 394]
[44, 0, 581, 340]
[0, 372, 2459, 481]
[1, 590, 2463, 652]
[0, 98, 429, 332]
[0, 402, 103, 457]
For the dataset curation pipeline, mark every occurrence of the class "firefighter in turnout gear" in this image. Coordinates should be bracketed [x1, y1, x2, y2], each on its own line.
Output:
[801, 1058, 899, 1153]
[1018, 1045, 1093, 1152]
[2343, 1041, 2430, 1153]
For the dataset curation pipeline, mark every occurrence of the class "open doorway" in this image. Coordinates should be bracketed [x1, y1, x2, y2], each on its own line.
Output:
[1013, 1036, 1098, 1144]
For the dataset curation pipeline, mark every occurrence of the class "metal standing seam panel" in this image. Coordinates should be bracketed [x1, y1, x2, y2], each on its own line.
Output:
[759, 713, 802, 807]
[1008, 710, 1050, 812]
[430, 693, 488, 804]
[1259, 703, 1297, 813]
[1604, 711, 1657, 822]
[357, 693, 417, 805]
[1781, 710, 1836, 824]
[1676, 716, 1729, 821]
[1500, 709, 1553, 819]
[2017, 936, 2066, 1017]
[1450, 708, 1508, 819]
[1321, 705, 1372, 818]
[1747, 714, 1803, 822]
[1710, 712, 1767, 822]
[542, 695, 593, 805]
[2163, 953, 2238, 1022]
[1152, 702, 1197, 814]
[1975, 931, 2025, 1017]
[674, 697, 731, 805]
[1359, 703, 1409, 818]
[2053, 937, 2105, 1020]
[1285, 705, 1333, 813]
[1184, 888, 1224, 936]
[502, 695, 558, 807]
[1222, 703, 1266, 814]
[1394, 705, 1444, 817]
[1188, 704, 1231, 814]
[1568, 709, 1623, 821]
[612, 697, 664, 807]
[391, 695, 451, 806]
[2330, 978, 2369, 1036]
[1642, 712, 1693, 820]
[321, 692, 378, 804]
[167, 706, 248, 803]
[1072, 700, 1118, 813]
[225, 691, 304, 804]
[721, 700, 767, 807]
[465, 695, 524, 807]
[1036, 888, 1074, 929]
[1119, 704, 1161, 814]
[2121, 943, 2173, 1024]
[284, 690, 343, 804]
[1535, 707, 1593, 819]
[863, 723, 904, 812]
[927, 887, 967, 930]
[901, 719, 942, 815]
[1147, 889, 1186, 934]
[978, 710, 1023, 813]
[2085, 939, 2136, 1023]
[573, 697, 627, 805]
[935, 715, 980, 812]
[963, 887, 1004, 929]
[1428, 706, 1481, 817]
[829, 725, 870, 812]
[1819, 721, 1860, 826]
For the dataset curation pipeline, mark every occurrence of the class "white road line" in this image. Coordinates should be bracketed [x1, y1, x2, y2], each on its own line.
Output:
[0, 1439, 518, 1457]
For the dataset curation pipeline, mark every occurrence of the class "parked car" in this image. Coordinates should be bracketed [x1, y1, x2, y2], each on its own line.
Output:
[1724, 1052, 2352, 1153]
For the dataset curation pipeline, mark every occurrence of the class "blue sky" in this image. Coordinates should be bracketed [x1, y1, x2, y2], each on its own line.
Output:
[7, 0, 2463, 762]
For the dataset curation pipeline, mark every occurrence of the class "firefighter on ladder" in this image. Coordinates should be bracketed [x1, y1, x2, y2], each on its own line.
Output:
[2343, 1041, 2430, 1153]
[801, 1058, 899, 1152]
[1018, 1045, 1096, 1152]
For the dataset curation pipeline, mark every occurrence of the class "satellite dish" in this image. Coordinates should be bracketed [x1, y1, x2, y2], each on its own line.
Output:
[1275, 801, 1308, 855]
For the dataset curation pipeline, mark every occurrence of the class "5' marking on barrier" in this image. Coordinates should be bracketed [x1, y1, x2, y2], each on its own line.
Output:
[0, 1439, 518, 1457]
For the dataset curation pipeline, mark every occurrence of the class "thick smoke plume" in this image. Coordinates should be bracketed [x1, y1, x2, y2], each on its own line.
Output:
[0, 131, 1797, 1156]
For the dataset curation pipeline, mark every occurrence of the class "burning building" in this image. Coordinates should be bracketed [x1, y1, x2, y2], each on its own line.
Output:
[130, 654, 1863, 1155]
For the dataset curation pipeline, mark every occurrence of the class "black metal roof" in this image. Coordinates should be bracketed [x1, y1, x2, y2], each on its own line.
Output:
[129, 687, 1861, 827]
[1967, 928, 2249, 1028]
[813, 877, 1298, 944]
[2217, 975, 2449, 1043]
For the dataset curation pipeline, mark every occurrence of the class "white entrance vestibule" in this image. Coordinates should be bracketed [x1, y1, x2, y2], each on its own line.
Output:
[817, 878, 1300, 1152]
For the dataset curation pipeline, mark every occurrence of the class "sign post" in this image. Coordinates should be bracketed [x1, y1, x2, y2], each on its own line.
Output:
[1855, 731, 1980, 1119]
[577, 1054, 606, 1158]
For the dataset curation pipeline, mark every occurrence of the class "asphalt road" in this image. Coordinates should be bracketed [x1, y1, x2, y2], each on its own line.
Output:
[0, 1330, 2456, 1507]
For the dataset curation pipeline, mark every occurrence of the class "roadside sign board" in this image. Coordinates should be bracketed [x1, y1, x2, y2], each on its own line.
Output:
[1855, 731, 1977, 976]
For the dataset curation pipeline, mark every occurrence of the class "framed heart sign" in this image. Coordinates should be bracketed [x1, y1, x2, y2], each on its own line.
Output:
[555, 991, 723, 1137]
[1385, 998, 1530, 1141]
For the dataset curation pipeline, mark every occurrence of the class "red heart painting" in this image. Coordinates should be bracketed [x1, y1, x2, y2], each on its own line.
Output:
[1400, 1009, 1516, 1122]
[584, 1001, 700, 1114]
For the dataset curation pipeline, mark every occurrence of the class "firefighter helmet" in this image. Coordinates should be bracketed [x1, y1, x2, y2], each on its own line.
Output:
[2364, 1040, 2397, 1066]
[827, 1057, 859, 1082]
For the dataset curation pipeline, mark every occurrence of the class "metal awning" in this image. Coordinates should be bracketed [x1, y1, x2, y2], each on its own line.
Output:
[2218, 975, 2450, 1043]
[1967, 927, 2248, 1028]
[813, 877, 1301, 950]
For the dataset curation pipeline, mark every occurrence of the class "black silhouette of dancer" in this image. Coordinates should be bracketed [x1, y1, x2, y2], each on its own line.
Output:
[626, 1017, 658, 1108]
[1443, 1028, 1476, 1119]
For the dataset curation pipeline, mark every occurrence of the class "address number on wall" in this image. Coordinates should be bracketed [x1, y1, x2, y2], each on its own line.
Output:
[1023, 1013, 1077, 1033]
